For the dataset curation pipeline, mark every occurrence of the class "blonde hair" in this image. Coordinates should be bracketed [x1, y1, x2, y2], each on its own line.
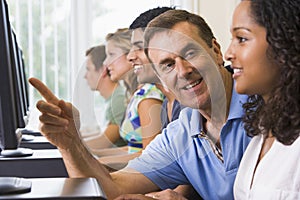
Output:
[105, 28, 138, 97]
[105, 28, 132, 55]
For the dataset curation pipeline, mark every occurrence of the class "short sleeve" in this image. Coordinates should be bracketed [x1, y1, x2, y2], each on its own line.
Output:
[105, 85, 127, 125]
[127, 120, 190, 189]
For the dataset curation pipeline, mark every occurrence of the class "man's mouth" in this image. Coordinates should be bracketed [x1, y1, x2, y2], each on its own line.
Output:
[134, 65, 143, 73]
[183, 78, 203, 90]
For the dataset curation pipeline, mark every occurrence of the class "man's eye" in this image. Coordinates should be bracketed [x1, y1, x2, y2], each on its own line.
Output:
[133, 45, 142, 51]
[137, 46, 143, 51]
[160, 62, 175, 73]
[185, 50, 196, 59]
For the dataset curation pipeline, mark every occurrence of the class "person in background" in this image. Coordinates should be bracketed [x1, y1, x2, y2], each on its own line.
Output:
[90, 28, 164, 170]
[225, 0, 300, 199]
[83, 45, 127, 147]
[28, 9, 251, 200]
[127, 7, 185, 131]
[127, 7, 196, 199]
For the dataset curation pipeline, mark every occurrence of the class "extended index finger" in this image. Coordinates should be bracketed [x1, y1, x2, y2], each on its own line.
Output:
[28, 77, 60, 105]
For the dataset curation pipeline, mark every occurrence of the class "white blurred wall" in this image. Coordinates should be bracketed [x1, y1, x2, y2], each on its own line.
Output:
[173, 0, 240, 65]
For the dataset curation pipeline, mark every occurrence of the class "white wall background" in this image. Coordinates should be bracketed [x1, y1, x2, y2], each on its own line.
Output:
[174, 0, 240, 65]
[70, 0, 240, 77]
[199, 0, 240, 66]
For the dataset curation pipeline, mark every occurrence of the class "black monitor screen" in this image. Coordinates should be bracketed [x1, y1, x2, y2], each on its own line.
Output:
[0, 0, 32, 157]
[0, 0, 19, 150]
[18, 48, 29, 116]
[10, 29, 27, 128]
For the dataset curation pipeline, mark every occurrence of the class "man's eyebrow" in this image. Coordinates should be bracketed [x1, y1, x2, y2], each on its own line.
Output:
[156, 43, 201, 65]
[179, 42, 202, 56]
[158, 57, 174, 65]
[132, 40, 143, 47]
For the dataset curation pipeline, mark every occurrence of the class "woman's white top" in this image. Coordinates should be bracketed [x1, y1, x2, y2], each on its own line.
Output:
[234, 134, 300, 200]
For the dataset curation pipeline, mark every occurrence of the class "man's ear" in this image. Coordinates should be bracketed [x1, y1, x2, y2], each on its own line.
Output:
[212, 38, 225, 66]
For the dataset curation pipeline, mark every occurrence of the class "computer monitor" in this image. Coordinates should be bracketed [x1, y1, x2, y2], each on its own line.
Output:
[0, 0, 32, 157]
[10, 29, 27, 129]
[12, 31, 41, 139]
[18, 48, 30, 116]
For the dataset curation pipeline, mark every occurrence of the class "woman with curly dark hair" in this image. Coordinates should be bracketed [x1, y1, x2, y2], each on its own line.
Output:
[225, 0, 300, 198]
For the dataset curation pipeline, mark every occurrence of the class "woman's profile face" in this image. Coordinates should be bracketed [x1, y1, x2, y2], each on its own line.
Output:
[225, 1, 279, 101]
[104, 40, 132, 81]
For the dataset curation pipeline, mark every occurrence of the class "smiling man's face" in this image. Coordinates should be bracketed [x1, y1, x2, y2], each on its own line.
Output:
[127, 28, 160, 84]
[147, 22, 224, 110]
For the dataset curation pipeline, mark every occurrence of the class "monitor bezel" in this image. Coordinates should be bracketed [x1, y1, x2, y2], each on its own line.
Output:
[0, 0, 19, 150]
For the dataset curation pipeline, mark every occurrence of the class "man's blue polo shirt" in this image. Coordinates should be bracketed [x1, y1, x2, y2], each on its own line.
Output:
[127, 88, 251, 200]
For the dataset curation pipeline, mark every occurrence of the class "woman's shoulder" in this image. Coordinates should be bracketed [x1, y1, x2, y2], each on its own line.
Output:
[134, 83, 164, 100]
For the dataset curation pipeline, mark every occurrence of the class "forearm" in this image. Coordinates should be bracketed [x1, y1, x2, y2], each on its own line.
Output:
[58, 141, 124, 199]
[59, 140, 101, 177]
[98, 151, 141, 171]
[84, 124, 120, 149]
[61, 144, 158, 200]
[84, 133, 114, 150]
[92, 146, 128, 157]
[111, 169, 161, 198]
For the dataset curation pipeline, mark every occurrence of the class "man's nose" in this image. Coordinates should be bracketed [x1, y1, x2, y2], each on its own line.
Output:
[176, 57, 193, 79]
[127, 47, 137, 63]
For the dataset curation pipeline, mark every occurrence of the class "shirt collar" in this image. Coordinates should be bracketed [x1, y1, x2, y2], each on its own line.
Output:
[189, 81, 248, 137]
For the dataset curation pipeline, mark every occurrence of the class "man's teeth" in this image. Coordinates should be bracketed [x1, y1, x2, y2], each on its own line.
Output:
[185, 80, 201, 89]
[234, 68, 243, 73]
[134, 65, 143, 70]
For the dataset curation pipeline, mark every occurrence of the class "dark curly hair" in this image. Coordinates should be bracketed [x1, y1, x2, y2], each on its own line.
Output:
[242, 0, 300, 145]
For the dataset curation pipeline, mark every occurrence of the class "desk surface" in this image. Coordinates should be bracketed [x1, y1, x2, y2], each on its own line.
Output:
[0, 177, 106, 199]
[0, 149, 62, 160]
[20, 136, 56, 149]
[0, 149, 68, 178]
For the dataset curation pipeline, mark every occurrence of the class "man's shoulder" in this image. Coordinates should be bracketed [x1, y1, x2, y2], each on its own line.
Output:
[112, 84, 126, 96]
[162, 107, 201, 139]
[177, 107, 200, 122]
